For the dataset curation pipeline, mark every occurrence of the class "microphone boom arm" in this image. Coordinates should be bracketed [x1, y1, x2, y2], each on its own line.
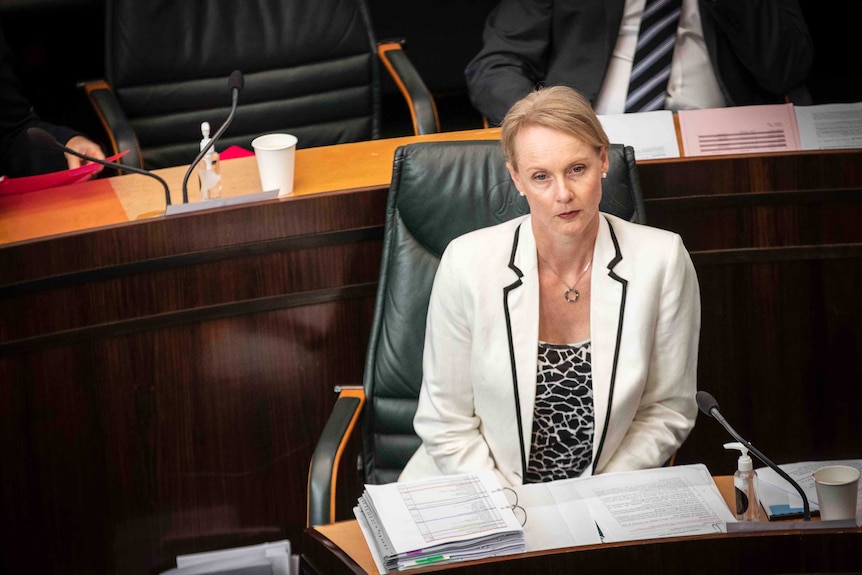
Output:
[181, 86, 240, 204]
[710, 407, 812, 521]
[62, 145, 172, 207]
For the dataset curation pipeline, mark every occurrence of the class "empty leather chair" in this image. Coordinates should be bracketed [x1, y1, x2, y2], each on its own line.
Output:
[84, 0, 440, 170]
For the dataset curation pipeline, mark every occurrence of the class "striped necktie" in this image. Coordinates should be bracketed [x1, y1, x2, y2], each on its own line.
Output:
[625, 0, 682, 113]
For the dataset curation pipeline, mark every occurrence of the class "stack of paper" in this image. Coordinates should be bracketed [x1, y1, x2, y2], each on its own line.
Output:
[355, 471, 526, 572]
[159, 540, 293, 575]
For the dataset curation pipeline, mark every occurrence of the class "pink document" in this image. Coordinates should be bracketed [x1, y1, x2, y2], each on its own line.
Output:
[0, 151, 128, 195]
[678, 104, 801, 157]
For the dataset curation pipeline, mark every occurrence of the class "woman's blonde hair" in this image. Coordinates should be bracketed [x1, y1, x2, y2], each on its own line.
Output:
[500, 86, 610, 170]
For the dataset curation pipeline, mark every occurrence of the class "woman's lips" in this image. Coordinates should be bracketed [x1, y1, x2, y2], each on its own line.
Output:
[558, 210, 579, 219]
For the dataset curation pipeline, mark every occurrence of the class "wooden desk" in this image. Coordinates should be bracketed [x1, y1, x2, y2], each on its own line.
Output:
[0, 128, 501, 245]
[2, 131, 861, 575]
[301, 477, 862, 575]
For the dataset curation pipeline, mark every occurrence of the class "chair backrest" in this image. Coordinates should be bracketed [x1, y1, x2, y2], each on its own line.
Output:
[105, 0, 384, 169]
[360, 140, 645, 484]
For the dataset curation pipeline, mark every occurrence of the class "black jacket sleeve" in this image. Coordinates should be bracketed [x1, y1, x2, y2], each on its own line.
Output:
[699, 0, 814, 103]
[464, 0, 558, 126]
[0, 26, 79, 177]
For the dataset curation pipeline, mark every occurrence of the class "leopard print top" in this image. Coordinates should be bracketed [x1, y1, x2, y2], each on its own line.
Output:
[524, 340, 594, 483]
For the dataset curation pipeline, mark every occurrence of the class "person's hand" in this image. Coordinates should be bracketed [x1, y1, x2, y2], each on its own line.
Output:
[64, 135, 105, 174]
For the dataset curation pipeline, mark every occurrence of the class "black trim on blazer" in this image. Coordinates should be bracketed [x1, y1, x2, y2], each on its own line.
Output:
[502, 217, 628, 481]
[502, 224, 528, 481]
[592, 218, 626, 471]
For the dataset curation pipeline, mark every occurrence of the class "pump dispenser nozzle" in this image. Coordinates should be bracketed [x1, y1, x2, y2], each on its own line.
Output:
[724, 442, 753, 471]
[197, 121, 221, 199]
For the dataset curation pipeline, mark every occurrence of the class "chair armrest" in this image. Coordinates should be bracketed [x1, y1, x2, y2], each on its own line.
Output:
[377, 40, 440, 136]
[307, 387, 366, 527]
[81, 80, 144, 170]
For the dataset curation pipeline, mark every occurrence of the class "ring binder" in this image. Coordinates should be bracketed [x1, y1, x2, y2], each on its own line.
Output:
[496, 486, 528, 527]
[355, 471, 527, 572]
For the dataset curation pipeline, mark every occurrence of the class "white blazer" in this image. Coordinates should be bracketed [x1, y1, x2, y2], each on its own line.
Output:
[399, 213, 700, 487]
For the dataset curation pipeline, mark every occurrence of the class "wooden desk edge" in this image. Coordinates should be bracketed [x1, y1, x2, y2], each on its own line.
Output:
[302, 476, 861, 575]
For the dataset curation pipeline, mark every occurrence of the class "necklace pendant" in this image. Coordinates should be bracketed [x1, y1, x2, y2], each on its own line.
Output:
[564, 288, 579, 303]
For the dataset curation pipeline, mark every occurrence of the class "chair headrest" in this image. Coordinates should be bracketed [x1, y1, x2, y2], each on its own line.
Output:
[389, 141, 640, 258]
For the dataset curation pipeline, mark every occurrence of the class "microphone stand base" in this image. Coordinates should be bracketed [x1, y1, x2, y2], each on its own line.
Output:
[165, 190, 280, 215]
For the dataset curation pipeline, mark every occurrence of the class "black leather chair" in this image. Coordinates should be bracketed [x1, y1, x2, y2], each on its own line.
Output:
[83, 0, 440, 170]
[307, 140, 645, 526]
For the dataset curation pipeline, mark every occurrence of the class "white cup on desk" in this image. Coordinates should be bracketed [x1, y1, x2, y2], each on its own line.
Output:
[812, 465, 860, 521]
[252, 133, 298, 197]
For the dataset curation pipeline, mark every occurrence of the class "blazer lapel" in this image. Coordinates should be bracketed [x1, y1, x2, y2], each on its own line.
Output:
[502, 218, 539, 482]
[590, 215, 627, 474]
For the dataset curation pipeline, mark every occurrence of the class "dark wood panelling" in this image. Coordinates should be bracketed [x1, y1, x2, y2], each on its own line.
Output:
[1, 190, 388, 575]
[680, 248, 862, 476]
[638, 150, 862, 198]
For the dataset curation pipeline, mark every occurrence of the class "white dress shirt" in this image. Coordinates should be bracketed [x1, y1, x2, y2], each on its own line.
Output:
[594, 0, 726, 114]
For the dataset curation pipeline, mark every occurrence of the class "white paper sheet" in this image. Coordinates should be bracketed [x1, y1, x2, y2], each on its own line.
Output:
[795, 102, 862, 150]
[598, 110, 681, 160]
[545, 464, 735, 543]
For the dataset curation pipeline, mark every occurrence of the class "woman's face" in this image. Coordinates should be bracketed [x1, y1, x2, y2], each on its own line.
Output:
[507, 123, 608, 246]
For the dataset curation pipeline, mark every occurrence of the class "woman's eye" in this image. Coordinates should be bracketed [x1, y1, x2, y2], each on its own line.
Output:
[571, 165, 585, 174]
[533, 173, 548, 181]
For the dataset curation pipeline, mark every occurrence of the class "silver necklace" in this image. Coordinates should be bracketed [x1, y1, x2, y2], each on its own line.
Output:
[539, 255, 593, 303]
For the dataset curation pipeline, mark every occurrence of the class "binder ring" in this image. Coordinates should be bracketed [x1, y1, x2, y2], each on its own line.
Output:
[496, 486, 528, 527]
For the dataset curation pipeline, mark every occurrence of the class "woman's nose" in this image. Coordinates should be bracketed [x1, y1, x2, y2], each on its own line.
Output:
[554, 180, 574, 202]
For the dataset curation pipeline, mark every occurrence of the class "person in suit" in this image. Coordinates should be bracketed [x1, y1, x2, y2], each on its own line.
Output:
[0, 25, 104, 178]
[399, 86, 700, 486]
[466, 0, 814, 126]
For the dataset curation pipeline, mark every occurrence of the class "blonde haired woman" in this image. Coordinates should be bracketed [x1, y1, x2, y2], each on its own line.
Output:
[400, 86, 700, 486]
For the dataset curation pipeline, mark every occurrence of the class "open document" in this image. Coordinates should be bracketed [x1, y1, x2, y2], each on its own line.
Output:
[756, 459, 862, 522]
[355, 465, 735, 573]
[355, 471, 526, 573]
[516, 463, 734, 547]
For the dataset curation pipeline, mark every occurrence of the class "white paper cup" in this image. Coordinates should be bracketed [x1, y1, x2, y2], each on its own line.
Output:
[813, 465, 860, 521]
[252, 133, 298, 197]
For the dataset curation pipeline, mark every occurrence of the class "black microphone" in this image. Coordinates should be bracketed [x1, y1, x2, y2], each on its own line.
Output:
[696, 390, 811, 521]
[27, 127, 172, 207]
[181, 69, 244, 204]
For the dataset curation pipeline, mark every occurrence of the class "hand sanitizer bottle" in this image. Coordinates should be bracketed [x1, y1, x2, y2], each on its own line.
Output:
[724, 442, 760, 521]
[198, 121, 222, 199]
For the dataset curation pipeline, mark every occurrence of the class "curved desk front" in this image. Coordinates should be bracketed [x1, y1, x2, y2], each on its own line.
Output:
[301, 477, 862, 575]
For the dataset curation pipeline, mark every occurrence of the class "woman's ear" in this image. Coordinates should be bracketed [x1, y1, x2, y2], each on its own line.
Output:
[506, 162, 526, 196]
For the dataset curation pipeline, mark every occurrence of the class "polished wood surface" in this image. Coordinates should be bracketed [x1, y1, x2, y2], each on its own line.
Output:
[301, 477, 862, 575]
[0, 128, 501, 245]
[2, 129, 861, 575]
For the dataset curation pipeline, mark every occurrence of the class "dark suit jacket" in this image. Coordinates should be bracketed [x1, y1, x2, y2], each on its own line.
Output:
[465, 0, 815, 125]
[0, 25, 78, 177]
